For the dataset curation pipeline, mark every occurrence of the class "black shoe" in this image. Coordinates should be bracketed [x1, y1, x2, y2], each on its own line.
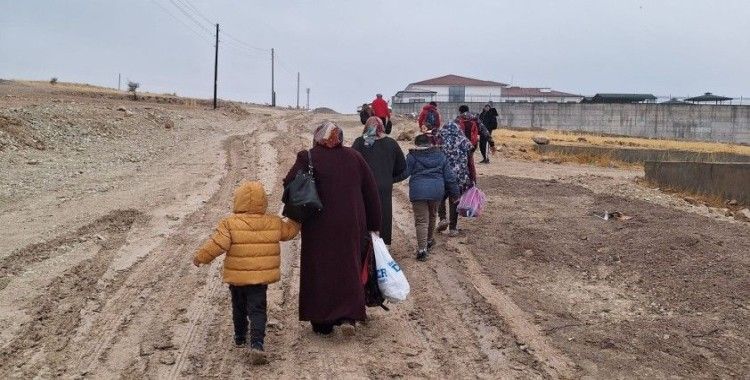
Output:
[234, 336, 247, 347]
[416, 249, 428, 261]
[312, 323, 334, 335]
[250, 341, 264, 351]
[480, 158, 490, 164]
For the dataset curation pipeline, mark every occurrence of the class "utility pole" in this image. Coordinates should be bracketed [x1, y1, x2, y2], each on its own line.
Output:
[271, 48, 276, 107]
[306, 88, 310, 110]
[118, 73, 121, 91]
[296, 72, 300, 109]
[213, 23, 219, 110]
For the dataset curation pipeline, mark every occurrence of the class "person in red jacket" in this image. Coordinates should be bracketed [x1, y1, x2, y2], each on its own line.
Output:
[371, 94, 391, 134]
[418, 101, 442, 133]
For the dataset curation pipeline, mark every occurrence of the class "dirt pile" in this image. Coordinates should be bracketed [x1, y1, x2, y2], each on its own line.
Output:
[311, 107, 338, 114]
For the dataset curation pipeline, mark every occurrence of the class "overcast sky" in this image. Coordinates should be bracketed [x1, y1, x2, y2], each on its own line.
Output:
[2, 0, 749, 112]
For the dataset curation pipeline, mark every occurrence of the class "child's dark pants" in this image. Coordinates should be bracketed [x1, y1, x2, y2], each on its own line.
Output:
[229, 284, 267, 348]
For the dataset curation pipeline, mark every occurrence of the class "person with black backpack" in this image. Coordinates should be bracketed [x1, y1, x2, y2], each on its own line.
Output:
[418, 101, 441, 133]
[478, 103, 499, 163]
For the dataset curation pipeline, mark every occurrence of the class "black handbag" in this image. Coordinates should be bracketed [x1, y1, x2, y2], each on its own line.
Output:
[282, 150, 323, 223]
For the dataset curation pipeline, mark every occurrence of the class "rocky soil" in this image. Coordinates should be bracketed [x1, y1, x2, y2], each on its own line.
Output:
[0, 80, 747, 378]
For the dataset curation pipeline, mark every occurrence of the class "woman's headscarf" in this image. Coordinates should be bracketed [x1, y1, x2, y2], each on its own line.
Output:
[439, 122, 473, 192]
[313, 121, 343, 148]
[362, 116, 386, 147]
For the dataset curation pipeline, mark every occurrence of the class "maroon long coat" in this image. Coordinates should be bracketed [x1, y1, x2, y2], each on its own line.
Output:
[283, 145, 382, 323]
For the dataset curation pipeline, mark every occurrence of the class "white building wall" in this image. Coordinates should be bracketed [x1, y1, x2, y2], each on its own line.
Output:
[503, 96, 584, 103]
[405, 84, 505, 102]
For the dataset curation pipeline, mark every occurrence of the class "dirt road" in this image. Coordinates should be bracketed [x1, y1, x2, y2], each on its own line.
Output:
[1, 82, 748, 378]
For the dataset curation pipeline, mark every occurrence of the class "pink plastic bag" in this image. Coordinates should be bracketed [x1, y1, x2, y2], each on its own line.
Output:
[457, 186, 486, 217]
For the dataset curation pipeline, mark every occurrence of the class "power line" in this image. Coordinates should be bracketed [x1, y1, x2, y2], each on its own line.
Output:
[222, 41, 267, 60]
[170, 0, 270, 52]
[176, 0, 214, 25]
[221, 31, 270, 52]
[167, 0, 213, 34]
[149, 0, 213, 43]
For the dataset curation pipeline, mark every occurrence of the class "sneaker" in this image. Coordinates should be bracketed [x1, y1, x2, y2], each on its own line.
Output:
[234, 336, 247, 347]
[416, 249, 428, 261]
[447, 229, 460, 237]
[426, 239, 435, 250]
[340, 323, 356, 337]
[480, 158, 489, 164]
[436, 219, 449, 232]
[250, 348, 268, 365]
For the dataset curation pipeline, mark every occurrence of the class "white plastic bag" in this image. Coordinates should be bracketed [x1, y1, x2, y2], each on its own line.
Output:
[372, 232, 410, 302]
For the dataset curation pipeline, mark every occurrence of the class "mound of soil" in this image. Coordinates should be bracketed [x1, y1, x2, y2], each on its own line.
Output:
[312, 107, 338, 114]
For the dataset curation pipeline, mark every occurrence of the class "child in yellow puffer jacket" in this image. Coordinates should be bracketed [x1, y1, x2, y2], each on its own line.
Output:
[193, 180, 299, 365]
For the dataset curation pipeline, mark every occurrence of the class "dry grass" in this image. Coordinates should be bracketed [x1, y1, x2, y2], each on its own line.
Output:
[493, 128, 750, 155]
[638, 177, 746, 208]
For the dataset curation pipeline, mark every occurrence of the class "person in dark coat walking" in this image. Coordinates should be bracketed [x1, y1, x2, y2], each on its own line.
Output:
[404, 134, 459, 261]
[478, 103, 499, 163]
[352, 116, 408, 246]
[283, 122, 382, 335]
[359, 103, 373, 125]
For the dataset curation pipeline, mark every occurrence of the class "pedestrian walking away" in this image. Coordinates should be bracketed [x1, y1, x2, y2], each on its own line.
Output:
[454, 105, 479, 182]
[478, 103, 499, 163]
[436, 122, 474, 236]
[193, 181, 300, 365]
[283, 122, 382, 336]
[371, 93, 392, 134]
[359, 103, 373, 125]
[352, 116, 408, 246]
[418, 101, 442, 133]
[404, 134, 460, 261]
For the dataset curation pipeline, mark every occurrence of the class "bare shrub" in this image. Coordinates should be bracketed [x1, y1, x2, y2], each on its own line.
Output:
[127, 81, 140, 100]
[50, 77, 58, 85]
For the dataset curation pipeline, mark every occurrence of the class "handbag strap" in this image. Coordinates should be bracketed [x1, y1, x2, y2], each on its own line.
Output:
[306, 149, 314, 174]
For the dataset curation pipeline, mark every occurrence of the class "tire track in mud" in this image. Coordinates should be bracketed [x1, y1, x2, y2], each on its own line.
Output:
[148, 115, 318, 378]
[200, 114, 353, 379]
[108, 124, 280, 379]
[392, 185, 574, 378]
[390, 188, 544, 378]
[0, 209, 147, 379]
[64, 129, 254, 378]
[446, 240, 579, 378]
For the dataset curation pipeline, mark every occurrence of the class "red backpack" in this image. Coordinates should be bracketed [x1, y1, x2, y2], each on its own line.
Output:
[458, 117, 479, 147]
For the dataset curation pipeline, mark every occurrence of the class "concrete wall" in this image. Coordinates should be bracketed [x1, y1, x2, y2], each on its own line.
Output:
[392, 102, 750, 144]
[534, 145, 750, 164]
[644, 162, 750, 204]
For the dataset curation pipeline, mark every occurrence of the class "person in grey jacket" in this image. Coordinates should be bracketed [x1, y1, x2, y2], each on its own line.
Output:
[404, 134, 460, 261]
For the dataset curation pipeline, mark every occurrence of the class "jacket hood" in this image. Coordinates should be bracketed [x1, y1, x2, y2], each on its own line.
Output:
[421, 104, 437, 111]
[409, 147, 443, 169]
[233, 181, 268, 214]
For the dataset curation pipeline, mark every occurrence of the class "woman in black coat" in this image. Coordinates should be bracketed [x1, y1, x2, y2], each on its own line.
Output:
[352, 116, 407, 245]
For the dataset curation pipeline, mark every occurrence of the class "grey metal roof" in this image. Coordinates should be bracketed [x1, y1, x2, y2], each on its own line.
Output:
[583, 93, 657, 103]
[685, 92, 733, 102]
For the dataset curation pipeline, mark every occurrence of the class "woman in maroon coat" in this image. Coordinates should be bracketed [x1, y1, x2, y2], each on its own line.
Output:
[283, 122, 382, 335]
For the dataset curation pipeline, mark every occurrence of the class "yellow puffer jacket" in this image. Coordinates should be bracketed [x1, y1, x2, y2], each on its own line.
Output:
[194, 181, 299, 285]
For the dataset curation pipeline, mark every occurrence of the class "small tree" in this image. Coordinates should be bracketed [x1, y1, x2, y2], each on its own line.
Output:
[127, 81, 140, 100]
[50, 77, 58, 85]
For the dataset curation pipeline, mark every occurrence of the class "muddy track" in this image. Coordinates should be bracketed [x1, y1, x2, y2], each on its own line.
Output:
[0, 209, 146, 378]
[4, 102, 745, 378]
